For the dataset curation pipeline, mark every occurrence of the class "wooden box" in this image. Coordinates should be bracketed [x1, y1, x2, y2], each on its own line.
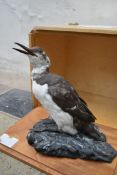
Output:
[29, 26, 117, 128]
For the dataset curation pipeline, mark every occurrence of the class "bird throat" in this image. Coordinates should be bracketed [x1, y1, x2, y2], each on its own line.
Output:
[32, 66, 49, 80]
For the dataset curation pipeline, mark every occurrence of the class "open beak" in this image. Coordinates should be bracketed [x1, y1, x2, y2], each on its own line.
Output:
[13, 42, 37, 57]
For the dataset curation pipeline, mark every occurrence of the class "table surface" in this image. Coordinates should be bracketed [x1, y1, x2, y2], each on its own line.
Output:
[0, 107, 117, 175]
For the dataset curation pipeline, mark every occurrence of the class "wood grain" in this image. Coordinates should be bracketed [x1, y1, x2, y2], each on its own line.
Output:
[0, 107, 117, 175]
[114, 164, 117, 175]
[79, 91, 117, 129]
[31, 25, 117, 35]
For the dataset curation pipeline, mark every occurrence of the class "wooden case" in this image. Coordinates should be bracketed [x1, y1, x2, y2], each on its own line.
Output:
[29, 26, 117, 128]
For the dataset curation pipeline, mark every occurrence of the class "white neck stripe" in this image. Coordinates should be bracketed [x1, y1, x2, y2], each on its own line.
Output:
[32, 66, 47, 74]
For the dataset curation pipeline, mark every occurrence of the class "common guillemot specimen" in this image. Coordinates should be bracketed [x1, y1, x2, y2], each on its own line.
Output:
[13, 43, 105, 141]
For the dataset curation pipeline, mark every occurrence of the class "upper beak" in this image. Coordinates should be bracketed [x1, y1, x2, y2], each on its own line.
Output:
[13, 42, 37, 57]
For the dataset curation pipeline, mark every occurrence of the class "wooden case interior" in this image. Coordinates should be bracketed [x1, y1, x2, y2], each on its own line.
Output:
[29, 27, 117, 128]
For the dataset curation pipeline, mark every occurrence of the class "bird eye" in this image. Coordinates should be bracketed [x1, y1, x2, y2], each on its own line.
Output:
[38, 48, 43, 53]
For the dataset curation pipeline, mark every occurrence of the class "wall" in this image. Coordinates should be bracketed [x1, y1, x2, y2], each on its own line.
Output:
[0, 0, 117, 79]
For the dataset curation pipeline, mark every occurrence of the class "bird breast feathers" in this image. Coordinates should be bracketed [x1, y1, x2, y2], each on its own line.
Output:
[32, 81, 48, 99]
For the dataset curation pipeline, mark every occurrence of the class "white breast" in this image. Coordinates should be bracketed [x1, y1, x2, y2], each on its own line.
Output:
[32, 81, 77, 135]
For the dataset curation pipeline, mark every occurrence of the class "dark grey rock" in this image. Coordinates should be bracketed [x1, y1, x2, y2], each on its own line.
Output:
[0, 89, 32, 118]
[27, 118, 117, 163]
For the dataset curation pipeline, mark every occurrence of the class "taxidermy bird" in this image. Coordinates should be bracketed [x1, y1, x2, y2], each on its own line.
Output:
[13, 43, 106, 141]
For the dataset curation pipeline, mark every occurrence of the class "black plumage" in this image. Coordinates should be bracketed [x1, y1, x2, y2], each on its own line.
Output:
[34, 72, 96, 130]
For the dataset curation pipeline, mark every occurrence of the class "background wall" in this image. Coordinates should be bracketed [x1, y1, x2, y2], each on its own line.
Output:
[0, 0, 117, 88]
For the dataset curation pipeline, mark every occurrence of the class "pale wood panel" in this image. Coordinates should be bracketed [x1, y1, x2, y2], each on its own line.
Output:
[0, 107, 117, 175]
[65, 33, 117, 99]
[114, 165, 117, 175]
[32, 25, 117, 35]
[79, 91, 117, 129]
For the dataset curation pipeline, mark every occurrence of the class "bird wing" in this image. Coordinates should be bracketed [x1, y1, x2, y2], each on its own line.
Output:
[47, 77, 96, 123]
[35, 72, 96, 123]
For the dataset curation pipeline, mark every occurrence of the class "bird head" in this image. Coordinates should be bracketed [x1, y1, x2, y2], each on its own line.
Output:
[13, 42, 51, 69]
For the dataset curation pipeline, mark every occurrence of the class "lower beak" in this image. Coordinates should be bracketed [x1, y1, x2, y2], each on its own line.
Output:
[13, 42, 37, 57]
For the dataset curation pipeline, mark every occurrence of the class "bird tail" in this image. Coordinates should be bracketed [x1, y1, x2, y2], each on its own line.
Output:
[77, 111, 96, 123]
[83, 123, 106, 142]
